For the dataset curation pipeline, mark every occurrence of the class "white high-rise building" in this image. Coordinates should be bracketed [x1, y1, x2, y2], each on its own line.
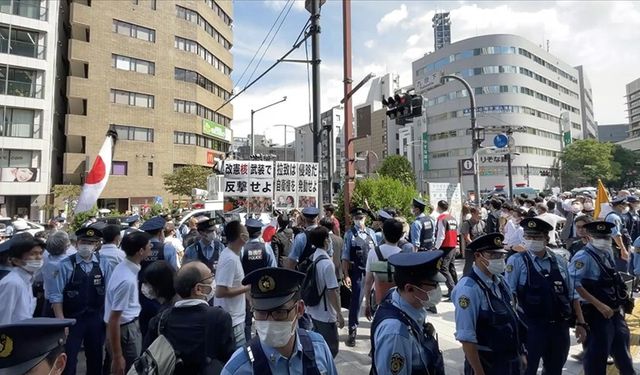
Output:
[0, 0, 64, 219]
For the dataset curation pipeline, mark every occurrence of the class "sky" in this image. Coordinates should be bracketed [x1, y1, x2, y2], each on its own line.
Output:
[230, 1, 640, 145]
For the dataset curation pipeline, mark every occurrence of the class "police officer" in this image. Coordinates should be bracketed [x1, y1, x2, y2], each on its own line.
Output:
[624, 196, 640, 242]
[221, 267, 338, 375]
[183, 217, 224, 273]
[505, 218, 587, 375]
[242, 217, 277, 341]
[120, 214, 141, 238]
[605, 197, 631, 271]
[569, 221, 635, 375]
[376, 209, 414, 253]
[409, 198, 435, 251]
[0, 238, 13, 280]
[370, 251, 446, 375]
[285, 207, 321, 271]
[452, 233, 526, 375]
[341, 207, 378, 347]
[49, 227, 113, 375]
[139, 216, 178, 272]
[0, 317, 76, 374]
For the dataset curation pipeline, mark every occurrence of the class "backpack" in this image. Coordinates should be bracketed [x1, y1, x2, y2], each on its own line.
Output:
[369, 246, 395, 283]
[128, 309, 179, 375]
[300, 255, 329, 307]
[297, 232, 316, 274]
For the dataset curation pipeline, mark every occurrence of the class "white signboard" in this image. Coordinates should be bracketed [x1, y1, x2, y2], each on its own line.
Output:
[427, 182, 463, 224]
[274, 162, 298, 209]
[223, 160, 274, 213]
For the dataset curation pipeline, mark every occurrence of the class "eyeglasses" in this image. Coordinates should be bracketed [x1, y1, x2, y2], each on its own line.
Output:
[252, 303, 297, 321]
[197, 274, 214, 284]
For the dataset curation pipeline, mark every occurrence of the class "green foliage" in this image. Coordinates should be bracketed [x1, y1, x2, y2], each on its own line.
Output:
[70, 207, 98, 232]
[351, 176, 419, 219]
[560, 139, 617, 189]
[377, 155, 416, 187]
[610, 145, 640, 189]
[143, 204, 164, 220]
[163, 165, 211, 200]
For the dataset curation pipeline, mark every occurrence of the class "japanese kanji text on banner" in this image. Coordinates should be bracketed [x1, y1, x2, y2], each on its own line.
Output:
[223, 160, 274, 213]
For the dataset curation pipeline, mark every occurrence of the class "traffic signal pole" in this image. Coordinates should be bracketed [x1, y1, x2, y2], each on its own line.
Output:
[342, 0, 354, 223]
[310, 0, 321, 164]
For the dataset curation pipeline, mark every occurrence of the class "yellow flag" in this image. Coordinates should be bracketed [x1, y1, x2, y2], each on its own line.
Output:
[594, 179, 611, 219]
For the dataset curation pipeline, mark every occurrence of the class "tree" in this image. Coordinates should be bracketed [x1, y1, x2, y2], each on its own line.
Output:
[610, 145, 640, 189]
[560, 139, 618, 189]
[377, 155, 415, 187]
[163, 165, 211, 201]
[348, 176, 418, 219]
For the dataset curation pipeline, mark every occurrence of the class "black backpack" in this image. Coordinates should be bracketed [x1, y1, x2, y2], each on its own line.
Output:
[300, 255, 329, 307]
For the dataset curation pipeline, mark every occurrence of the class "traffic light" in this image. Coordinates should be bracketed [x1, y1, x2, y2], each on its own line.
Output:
[382, 93, 423, 122]
[539, 169, 551, 177]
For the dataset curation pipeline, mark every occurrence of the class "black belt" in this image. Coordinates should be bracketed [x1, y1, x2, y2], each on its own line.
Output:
[120, 317, 138, 327]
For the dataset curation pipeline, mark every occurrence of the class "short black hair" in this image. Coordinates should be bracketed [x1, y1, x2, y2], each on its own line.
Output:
[308, 226, 329, 249]
[382, 219, 403, 243]
[121, 231, 151, 257]
[490, 199, 502, 210]
[142, 260, 176, 301]
[174, 263, 205, 298]
[437, 200, 449, 211]
[278, 214, 289, 229]
[319, 217, 334, 231]
[546, 200, 556, 211]
[574, 215, 592, 225]
[10, 233, 44, 259]
[248, 227, 261, 239]
[224, 220, 243, 243]
[102, 224, 121, 243]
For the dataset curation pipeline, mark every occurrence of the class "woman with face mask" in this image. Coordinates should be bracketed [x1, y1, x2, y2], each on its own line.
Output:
[369, 251, 446, 375]
[451, 233, 526, 375]
[139, 260, 177, 338]
[221, 267, 338, 375]
[504, 218, 587, 375]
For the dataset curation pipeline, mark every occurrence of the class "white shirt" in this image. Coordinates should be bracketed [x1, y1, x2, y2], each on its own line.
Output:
[0, 267, 36, 324]
[435, 211, 450, 249]
[214, 247, 245, 326]
[99, 243, 126, 279]
[503, 219, 524, 247]
[165, 236, 184, 254]
[104, 258, 141, 324]
[536, 213, 566, 246]
[306, 248, 339, 323]
[365, 244, 402, 273]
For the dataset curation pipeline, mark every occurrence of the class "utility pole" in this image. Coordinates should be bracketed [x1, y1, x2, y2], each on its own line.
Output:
[309, 0, 321, 163]
[506, 128, 514, 199]
[342, 0, 354, 222]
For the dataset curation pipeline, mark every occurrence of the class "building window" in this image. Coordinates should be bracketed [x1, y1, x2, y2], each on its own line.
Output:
[110, 89, 154, 108]
[150, 0, 156, 10]
[112, 54, 155, 75]
[111, 161, 128, 176]
[174, 67, 231, 100]
[147, 162, 153, 176]
[176, 5, 232, 50]
[0, 149, 40, 167]
[112, 19, 155, 42]
[0, 66, 42, 98]
[0, 107, 39, 138]
[174, 131, 229, 152]
[173, 99, 230, 126]
[110, 124, 154, 142]
[174, 36, 231, 75]
[0, 26, 44, 59]
[204, 0, 232, 27]
[0, 0, 46, 21]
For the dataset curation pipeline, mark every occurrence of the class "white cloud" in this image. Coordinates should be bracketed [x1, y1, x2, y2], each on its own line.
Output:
[364, 40, 375, 49]
[376, 4, 408, 34]
[407, 34, 420, 46]
[263, 0, 306, 12]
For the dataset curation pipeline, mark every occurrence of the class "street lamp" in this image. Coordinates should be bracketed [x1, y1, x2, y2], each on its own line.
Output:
[441, 74, 483, 204]
[251, 96, 287, 154]
[273, 124, 296, 161]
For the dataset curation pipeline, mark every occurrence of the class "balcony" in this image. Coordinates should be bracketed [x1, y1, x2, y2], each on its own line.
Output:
[65, 113, 86, 137]
[66, 76, 91, 99]
[63, 152, 86, 185]
[68, 39, 90, 64]
[0, 0, 48, 21]
[69, 1, 91, 26]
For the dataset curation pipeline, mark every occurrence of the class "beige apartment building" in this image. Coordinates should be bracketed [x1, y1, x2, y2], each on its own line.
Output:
[352, 108, 389, 175]
[63, 0, 233, 212]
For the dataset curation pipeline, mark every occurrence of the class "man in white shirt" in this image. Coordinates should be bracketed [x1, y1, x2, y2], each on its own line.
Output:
[363, 219, 404, 320]
[0, 233, 44, 324]
[164, 221, 185, 265]
[306, 226, 344, 358]
[536, 202, 566, 248]
[215, 221, 250, 348]
[105, 231, 152, 374]
[99, 225, 126, 277]
[503, 208, 526, 254]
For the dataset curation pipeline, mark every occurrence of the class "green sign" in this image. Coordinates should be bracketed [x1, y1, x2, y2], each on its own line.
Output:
[202, 119, 226, 139]
[422, 131, 429, 172]
[563, 131, 572, 146]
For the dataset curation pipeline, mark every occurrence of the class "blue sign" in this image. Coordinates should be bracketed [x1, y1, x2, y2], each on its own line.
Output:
[493, 134, 508, 148]
[154, 196, 163, 205]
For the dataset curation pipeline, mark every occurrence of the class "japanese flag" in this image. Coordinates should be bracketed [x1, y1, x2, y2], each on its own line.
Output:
[75, 131, 117, 214]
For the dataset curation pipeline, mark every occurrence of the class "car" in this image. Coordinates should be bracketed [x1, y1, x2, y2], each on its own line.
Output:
[0, 217, 45, 236]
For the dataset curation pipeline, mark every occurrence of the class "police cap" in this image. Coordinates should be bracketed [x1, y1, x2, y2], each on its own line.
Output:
[301, 207, 320, 219]
[520, 217, 553, 234]
[124, 214, 140, 224]
[0, 318, 76, 375]
[242, 267, 306, 310]
[245, 218, 263, 230]
[196, 217, 217, 231]
[139, 216, 166, 232]
[584, 221, 615, 237]
[611, 196, 627, 206]
[627, 196, 639, 203]
[467, 233, 507, 253]
[377, 209, 393, 222]
[75, 226, 103, 241]
[350, 207, 366, 217]
[388, 251, 446, 283]
[412, 198, 426, 210]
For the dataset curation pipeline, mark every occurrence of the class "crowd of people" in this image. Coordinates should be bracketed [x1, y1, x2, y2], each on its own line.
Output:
[0, 190, 637, 375]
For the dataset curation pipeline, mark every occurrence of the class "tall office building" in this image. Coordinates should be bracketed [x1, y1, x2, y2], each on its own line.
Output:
[412, 34, 584, 194]
[0, 0, 65, 218]
[626, 77, 640, 139]
[432, 12, 451, 51]
[64, 0, 234, 212]
[575, 65, 596, 139]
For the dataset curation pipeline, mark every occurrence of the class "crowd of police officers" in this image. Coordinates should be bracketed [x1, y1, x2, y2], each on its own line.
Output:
[0, 190, 637, 375]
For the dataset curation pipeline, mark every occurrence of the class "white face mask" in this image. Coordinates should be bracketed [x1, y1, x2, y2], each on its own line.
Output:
[591, 238, 612, 251]
[482, 255, 505, 275]
[415, 285, 442, 309]
[23, 259, 43, 273]
[76, 244, 94, 259]
[622, 207, 630, 215]
[355, 219, 365, 228]
[524, 239, 545, 253]
[141, 283, 156, 300]
[255, 319, 296, 348]
[199, 281, 216, 301]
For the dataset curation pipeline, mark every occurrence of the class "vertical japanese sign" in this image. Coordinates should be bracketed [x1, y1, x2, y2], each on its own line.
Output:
[297, 162, 319, 208]
[274, 162, 297, 209]
[427, 182, 463, 224]
[422, 131, 429, 172]
[223, 161, 274, 213]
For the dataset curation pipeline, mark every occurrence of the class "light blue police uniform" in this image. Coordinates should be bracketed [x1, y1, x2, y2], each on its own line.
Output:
[373, 290, 430, 374]
[287, 225, 317, 262]
[42, 252, 68, 302]
[183, 239, 223, 262]
[569, 243, 613, 298]
[340, 226, 379, 262]
[410, 213, 432, 248]
[605, 212, 623, 238]
[150, 237, 179, 270]
[242, 238, 277, 268]
[48, 253, 113, 304]
[633, 237, 640, 275]
[505, 249, 576, 299]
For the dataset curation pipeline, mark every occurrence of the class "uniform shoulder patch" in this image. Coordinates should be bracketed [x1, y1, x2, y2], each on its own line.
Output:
[575, 261, 584, 270]
[506, 264, 513, 273]
[390, 352, 405, 375]
[458, 295, 470, 309]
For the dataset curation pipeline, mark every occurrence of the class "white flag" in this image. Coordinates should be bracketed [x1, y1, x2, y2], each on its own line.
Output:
[75, 132, 116, 213]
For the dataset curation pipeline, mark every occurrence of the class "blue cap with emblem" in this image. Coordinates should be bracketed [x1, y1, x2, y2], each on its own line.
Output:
[242, 267, 306, 310]
[0, 238, 13, 255]
[75, 226, 103, 241]
[350, 207, 366, 217]
[467, 233, 507, 253]
[378, 209, 393, 221]
[520, 217, 553, 234]
[0, 318, 76, 375]
[584, 221, 615, 238]
[124, 214, 140, 224]
[611, 196, 628, 206]
[301, 207, 320, 219]
[139, 216, 166, 232]
[245, 218, 263, 230]
[412, 198, 426, 210]
[627, 195, 639, 203]
[196, 217, 217, 231]
[388, 250, 446, 283]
